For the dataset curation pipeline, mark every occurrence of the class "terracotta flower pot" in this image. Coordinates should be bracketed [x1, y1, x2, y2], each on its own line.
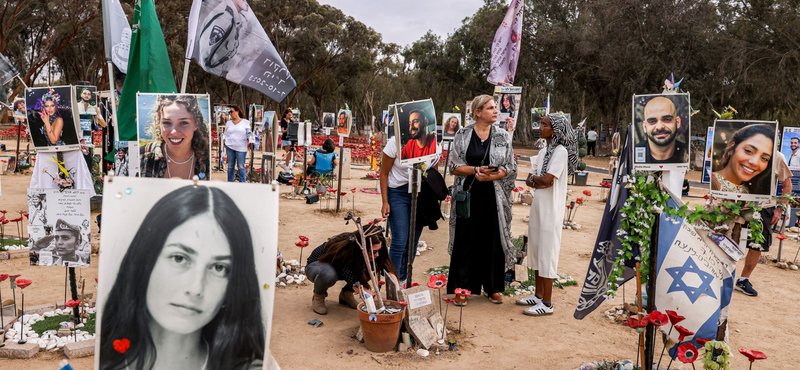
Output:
[356, 301, 406, 353]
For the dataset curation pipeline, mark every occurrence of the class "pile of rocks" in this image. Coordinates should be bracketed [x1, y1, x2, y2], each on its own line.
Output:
[573, 360, 634, 370]
[5, 306, 97, 350]
[2, 244, 27, 251]
[775, 260, 800, 271]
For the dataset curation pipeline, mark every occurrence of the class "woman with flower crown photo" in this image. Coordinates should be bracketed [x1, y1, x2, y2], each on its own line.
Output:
[25, 86, 80, 149]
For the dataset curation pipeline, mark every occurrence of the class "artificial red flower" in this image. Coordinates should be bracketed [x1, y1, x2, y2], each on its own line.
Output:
[340, 192, 347, 196]
[695, 338, 712, 347]
[442, 298, 455, 303]
[566, 205, 573, 209]
[648, 310, 668, 326]
[624, 315, 649, 332]
[576, 197, 584, 205]
[0, 210, 6, 214]
[396, 301, 408, 306]
[65, 300, 81, 308]
[776, 234, 787, 240]
[377, 281, 385, 287]
[0, 274, 8, 282]
[295, 241, 309, 247]
[454, 288, 472, 298]
[583, 190, 592, 196]
[666, 310, 685, 325]
[739, 349, 767, 362]
[703, 194, 710, 200]
[410, 283, 420, 288]
[15, 279, 32, 289]
[299, 236, 309, 242]
[427, 274, 447, 289]
[9, 274, 20, 280]
[675, 325, 695, 342]
[677, 342, 699, 363]
[351, 188, 356, 193]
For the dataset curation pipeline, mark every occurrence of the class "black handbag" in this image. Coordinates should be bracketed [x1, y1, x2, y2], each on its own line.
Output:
[455, 128, 492, 219]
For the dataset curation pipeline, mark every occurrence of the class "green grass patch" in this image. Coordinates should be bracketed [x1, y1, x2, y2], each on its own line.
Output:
[0, 238, 28, 247]
[31, 313, 96, 336]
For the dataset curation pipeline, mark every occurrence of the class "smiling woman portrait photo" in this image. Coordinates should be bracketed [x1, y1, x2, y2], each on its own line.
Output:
[139, 94, 211, 180]
[711, 122, 777, 196]
[99, 185, 267, 370]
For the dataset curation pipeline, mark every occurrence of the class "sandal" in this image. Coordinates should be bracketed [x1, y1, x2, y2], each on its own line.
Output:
[488, 292, 503, 304]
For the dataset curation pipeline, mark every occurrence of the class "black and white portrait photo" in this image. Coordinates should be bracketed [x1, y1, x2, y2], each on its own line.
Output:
[632, 93, 691, 170]
[95, 177, 280, 370]
[27, 188, 91, 268]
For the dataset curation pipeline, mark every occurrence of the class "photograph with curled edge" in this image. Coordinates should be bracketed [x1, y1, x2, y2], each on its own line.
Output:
[631, 93, 691, 170]
[336, 109, 352, 137]
[95, 177, 281, 370]
[441, 113, 461, 140]
[710, 120, 778, 201]
[780, 126, 800, 170]
[493, 86, 522, 131]
[25, 86, 81, 151]
[137, 93, 212, 180]
[394, 99, 439, 165]
[27, 188, 91, 268]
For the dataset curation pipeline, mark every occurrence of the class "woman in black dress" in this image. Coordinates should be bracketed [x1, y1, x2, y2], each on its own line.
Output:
[446, 95, 517, 304]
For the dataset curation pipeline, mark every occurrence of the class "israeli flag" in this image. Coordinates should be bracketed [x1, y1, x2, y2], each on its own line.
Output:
[656, 198, 735, 354]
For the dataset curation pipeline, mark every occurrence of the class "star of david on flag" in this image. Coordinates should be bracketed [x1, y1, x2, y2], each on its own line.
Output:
[655, 197, 735, 357]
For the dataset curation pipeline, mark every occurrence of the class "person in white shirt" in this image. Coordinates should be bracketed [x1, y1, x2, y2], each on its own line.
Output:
[223, 105, 251, 182]
[787, 137, 800, 167]
[586, 127, 598, 157]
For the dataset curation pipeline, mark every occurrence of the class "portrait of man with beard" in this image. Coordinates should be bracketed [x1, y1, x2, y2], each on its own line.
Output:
[633, 95, 689, 166]
[400, 109, 438, 160]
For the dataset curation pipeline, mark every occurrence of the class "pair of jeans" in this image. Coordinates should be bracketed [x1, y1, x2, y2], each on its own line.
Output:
[226, 147, 247, 182]
[305, 261, 340, 295]
[387, 184, 424, 281]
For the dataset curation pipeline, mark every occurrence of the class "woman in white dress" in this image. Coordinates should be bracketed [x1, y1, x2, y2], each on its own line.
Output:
[517, 113, 577, 316]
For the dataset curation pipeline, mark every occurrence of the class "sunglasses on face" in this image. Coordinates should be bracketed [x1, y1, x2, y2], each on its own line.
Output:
[646, 115, 674, 124]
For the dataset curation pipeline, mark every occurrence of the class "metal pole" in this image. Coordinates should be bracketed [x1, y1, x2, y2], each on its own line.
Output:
[106, 62, 119, 142]
[335, 139, 345, 212]
[644, 216, 660, 369]
[406, 163, 421, 287]
[777, 209, 786, 262]
[14, 121, 21, 173]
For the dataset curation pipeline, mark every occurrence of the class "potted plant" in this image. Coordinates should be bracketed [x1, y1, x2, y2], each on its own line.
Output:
[573, 134, 589, 185]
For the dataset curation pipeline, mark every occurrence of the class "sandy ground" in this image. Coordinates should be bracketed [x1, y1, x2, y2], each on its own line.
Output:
[0, 139, 798, 370]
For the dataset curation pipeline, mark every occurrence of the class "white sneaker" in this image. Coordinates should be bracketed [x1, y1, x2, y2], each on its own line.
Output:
[523, 302, 554, 316]
[515, 294, 542, 306]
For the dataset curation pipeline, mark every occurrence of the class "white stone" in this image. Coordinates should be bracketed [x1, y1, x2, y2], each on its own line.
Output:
[47, 339, 57, 350]
[279, 282, 286, 287]
[417, 349, 429, 357]
[286, 276, 295, 283]
[28, 338, 39, 344]
[57, 341, 66, 348]
[39, 340, 47, 349]
[277, 272, 287, 279]
[13, 322, 21, 331]
[43, 311, 54, 318]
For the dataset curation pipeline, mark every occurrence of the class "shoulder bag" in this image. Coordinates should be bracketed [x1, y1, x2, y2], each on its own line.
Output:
[455, 127, 492, 219]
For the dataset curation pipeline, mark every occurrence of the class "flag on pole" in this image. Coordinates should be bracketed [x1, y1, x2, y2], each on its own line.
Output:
[0, 52, 19, 85]
[487, 0, 524, 86]
[185, 0, 296, 103]
[655, 196, 735, 354]
[574, 126, 636, 319]
[102, 0, 132, 73]
[116, 0, 177, 141]
[545, 94, 551, 115]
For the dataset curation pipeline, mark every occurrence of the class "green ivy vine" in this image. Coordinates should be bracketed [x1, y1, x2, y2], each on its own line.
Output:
[606, 172, 766, 298]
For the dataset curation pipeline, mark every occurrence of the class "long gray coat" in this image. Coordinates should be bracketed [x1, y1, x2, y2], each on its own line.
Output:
[447, 125, 518, 271]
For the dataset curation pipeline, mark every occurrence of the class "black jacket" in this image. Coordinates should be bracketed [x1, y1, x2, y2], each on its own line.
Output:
[416, 167, 448, 230]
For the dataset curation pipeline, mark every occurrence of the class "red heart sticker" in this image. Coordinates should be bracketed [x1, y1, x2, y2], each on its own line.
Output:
[737, 195, 742, 198]
[113, 338, 130, 353]
[659, 166, 663, 168]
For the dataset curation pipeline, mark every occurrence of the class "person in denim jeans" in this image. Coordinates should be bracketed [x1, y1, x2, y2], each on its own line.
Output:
[223, 105, 250, 182]
[380, 135, 440, 286]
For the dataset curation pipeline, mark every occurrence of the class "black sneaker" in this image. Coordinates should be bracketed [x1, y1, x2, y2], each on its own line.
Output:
[735, 279, 758, 296]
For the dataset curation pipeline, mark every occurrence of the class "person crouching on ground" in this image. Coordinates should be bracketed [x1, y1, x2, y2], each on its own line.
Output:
[305, 224, 398, 315]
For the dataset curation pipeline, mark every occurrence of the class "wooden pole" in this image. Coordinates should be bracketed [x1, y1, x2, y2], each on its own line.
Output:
[635, 262, 646, 369]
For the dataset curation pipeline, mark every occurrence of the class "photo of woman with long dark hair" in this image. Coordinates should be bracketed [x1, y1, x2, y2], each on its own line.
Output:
[711, 123, 776, 196]
[99, 185, 267, 370]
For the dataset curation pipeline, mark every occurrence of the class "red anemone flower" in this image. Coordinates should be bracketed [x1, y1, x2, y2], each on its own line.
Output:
[666, 310, 685, 325]
[427, 274, 447, 289]
[15, 279, 32, 289]
[739, 349, 767, 362]
[703, 194, 710, 200]
[583, 190, 592, 196]
[677, 343, 699, 363]
[648, 310, 668, 326]
[776, 234, 787, 240]
[675, 325, 695, 342]
[442, 298, 455, 304]
[65, 300, 81, 308]
[625, 315, 649, 332]
[0, 274, 8, 282]
[340, 192, 347, 196]
[351, 188, 356, 193]
[299, 236, 309, 241]
[695, 338, 712, 347]
[566, 205, 573, 209]
[454, 288, 472, 298]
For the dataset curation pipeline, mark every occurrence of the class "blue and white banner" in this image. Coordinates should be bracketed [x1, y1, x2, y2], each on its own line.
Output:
[656, 199, 735, 353]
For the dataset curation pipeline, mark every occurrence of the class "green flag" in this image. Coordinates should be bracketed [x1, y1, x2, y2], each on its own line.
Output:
[116, 0, 176, 141]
